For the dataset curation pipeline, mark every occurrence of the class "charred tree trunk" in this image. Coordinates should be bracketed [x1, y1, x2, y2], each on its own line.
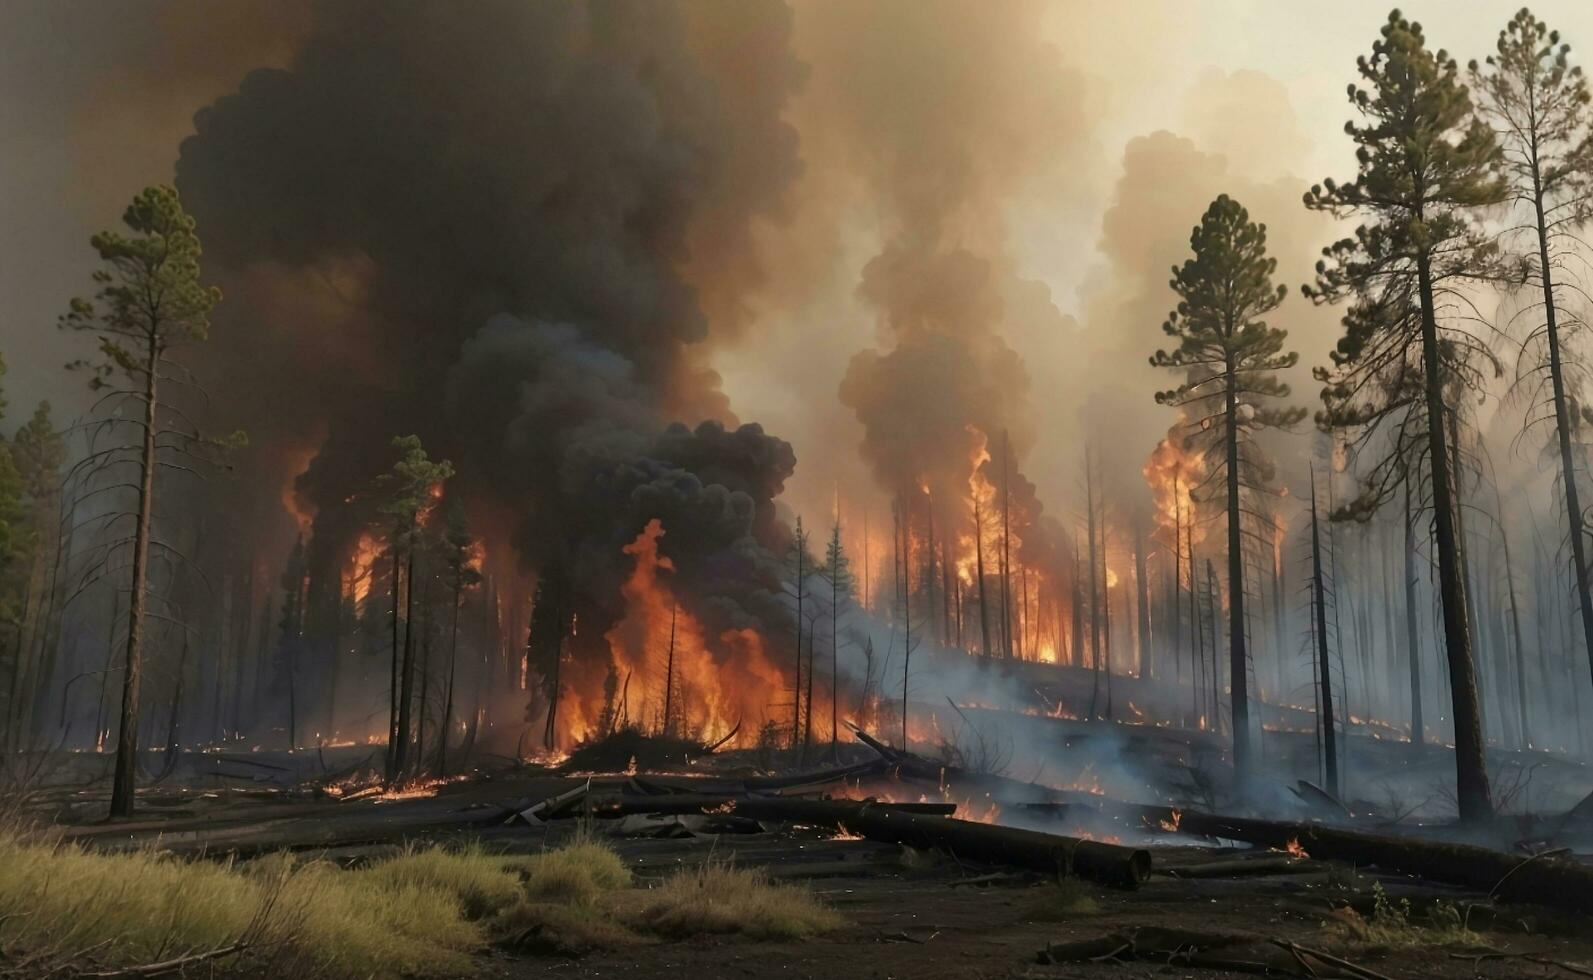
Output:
[901, 507, 913, 751]
[662, 601, 677, 739]
[109, 334, 161, 819]
[439, 574, 464, 776]
[1419, 249, 1492, 824]
[1223, 357, 1251, 785]
[1000, 431, 1015, 659]
[1174, 475, 1184, 686]
[1404, 480, 1424, 748]
[1490, 469, 1529, 748]
[1310, 470, 1339, 798]
[417, 575, 435, 776]
[1087, 448, 1102, 719]
[392, 522, 421, 782]
[975, 498, 992, 659]
[1135, 516, 1151, 679]
[387, 546, 402, 777]
[1530, 180, 1593, 698]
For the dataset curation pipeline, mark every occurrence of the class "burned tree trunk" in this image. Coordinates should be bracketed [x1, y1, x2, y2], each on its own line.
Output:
[109, 333, 161, 819]
[1421, 252, 1492, 823]
[662, 601, 677, 739]
[975, 498, 992, 658]
[1404, 480, 1424, 748]
[1000, 431, 1015, 659]
[1135, 516, 1151, 679]
[392, 521, 422, 780]
[1310, 470, 1339, 798]
[1223, 354, 1251, 786]
[1087, 447, 1102, 719]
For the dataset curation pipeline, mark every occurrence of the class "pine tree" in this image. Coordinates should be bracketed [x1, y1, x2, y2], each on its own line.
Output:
[1304, 11, 1505, 823]
[6, 399, 63, 749]
[375, 435, 453, 783]
[0, 356, 27, 749]
[1151, 194, 1305, 790]
[60, 186, 231, 818]
[1471, 9, 1593, 697]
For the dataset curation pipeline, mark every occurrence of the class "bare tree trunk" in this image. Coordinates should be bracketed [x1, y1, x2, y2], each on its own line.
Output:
[1530, 183, 1593, 697]
[975, 498, 992, 658]
[1488, 467, 1529, 748]
[1174, 474, 1184, 687]
[901, 508, 912, 750]
[1135, 516, 1151, 679]
[1310, 468, 1339, 798]
[1086, 447, 1102, 719]
[109, 335, 160, 819]
[417, 576, 435, 776]
[439, 576, 463, 776]
[1000, 431, 1014, 659]
[1189, 505, 1201, 726]
[1404, 480, 1424, 749]
[392, 522, 420, 781]
[662, 600, 676, 738]
[1418, 255, 1491, 824]
[1224, 358, 1251, 785]
[387, 547, 401, 778]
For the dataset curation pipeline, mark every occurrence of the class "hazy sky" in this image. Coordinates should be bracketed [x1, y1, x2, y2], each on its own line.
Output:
[6, 1, 1593, 526]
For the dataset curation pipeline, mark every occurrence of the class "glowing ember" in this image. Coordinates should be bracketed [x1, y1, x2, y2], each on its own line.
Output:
[1158, 809, 1182, 833]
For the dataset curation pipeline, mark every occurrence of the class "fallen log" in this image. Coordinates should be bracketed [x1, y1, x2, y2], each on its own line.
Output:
[509, 780, 592, 824]
[580, 793, 958, 819]
[584, 795, 1150, 888]
[1125, 804, 1593, 914]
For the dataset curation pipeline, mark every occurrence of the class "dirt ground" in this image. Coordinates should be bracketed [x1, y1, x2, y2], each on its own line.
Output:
[43, 766, 1593, 980]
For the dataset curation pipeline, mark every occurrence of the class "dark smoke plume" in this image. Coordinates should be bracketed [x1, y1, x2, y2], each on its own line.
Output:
[170, 0, 807, 714]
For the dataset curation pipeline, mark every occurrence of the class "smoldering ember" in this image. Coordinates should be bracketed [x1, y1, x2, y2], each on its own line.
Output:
[16, 4, 1593, 980]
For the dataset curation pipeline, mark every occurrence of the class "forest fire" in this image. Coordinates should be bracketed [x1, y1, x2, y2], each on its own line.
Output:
[20, 10, 1593, 978]
[574, 519, 784, 748]
[344, 532, 382, 607]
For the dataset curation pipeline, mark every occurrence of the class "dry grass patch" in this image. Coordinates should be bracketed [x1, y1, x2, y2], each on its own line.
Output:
[0, 824, 517, 977]
[632, 861, 842, 940]
[507, 833, 632, 904]
[493, 900, 642, 956]
[1023, 876, 1101, 921]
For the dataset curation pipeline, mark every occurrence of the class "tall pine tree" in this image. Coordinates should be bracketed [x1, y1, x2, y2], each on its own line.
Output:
[1471, 9, 1593, 695]
[60, 186, 227, 818]
[1304, 11, 1504, 824]
[1151, 194, 1305, 791]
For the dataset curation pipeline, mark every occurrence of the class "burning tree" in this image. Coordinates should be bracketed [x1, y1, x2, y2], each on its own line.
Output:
[1150, 193, 1304, 790]
[59, 185, 234, 818]
[1303, 12, 1505, 824]
[1471, 9, 1593, 695]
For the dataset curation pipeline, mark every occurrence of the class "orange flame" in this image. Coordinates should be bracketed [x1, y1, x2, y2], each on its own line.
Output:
[567, 519, 783, 748]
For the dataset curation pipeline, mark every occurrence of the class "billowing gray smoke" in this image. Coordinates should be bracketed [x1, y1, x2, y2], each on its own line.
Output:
[170, 0, 806, 713]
